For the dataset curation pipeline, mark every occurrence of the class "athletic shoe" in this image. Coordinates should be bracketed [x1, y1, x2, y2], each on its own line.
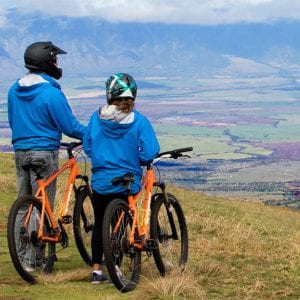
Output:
[91, 272, 108, 284]
[23, 265, 35, 273]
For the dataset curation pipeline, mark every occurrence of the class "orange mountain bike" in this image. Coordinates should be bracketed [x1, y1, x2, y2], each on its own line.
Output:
[7, 142, 94, 283]
[102, 147, 192, 292]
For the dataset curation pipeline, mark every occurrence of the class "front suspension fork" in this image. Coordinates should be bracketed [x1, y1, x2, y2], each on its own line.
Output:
[154, 181, 178, 240]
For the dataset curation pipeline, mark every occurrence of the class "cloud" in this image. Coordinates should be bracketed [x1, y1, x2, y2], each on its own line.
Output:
[0, 4, 9, 26]
[1, 0, 300, 25]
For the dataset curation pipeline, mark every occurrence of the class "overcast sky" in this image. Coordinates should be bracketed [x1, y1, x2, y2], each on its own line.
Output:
[1, 0, 300, 26]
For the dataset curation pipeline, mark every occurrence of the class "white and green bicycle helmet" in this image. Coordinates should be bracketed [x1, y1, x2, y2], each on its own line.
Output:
[106, 73, 137, 104]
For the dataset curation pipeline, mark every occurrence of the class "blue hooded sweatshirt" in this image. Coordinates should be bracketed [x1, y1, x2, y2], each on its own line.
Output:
[84, 106, 160, 195]
[8, 73, 86, 150]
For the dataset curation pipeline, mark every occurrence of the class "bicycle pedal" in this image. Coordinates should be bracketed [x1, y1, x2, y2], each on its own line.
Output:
[145, 239, 158, 253]
[61, 215, 73, 224]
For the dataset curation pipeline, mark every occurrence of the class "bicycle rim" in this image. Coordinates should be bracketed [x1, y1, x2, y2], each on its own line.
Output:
[73, 186, 94, 266]
[150, 193, 188, 276]
[103, 198, 141, 292]
[7, 195, 56, 283]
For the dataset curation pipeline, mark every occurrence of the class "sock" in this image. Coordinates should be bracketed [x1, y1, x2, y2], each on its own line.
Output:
[93, 270, 103, 275]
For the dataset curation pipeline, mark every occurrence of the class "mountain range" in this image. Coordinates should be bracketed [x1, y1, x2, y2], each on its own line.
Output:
[1, 11, 300, 83]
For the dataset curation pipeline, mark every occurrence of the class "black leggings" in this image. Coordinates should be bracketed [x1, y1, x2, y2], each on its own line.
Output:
[91, 191, 126, 265]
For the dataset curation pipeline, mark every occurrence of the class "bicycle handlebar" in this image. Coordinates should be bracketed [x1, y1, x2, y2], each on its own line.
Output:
[60, 141, 83, 158]
[157, 147, 193, 159]
[60, 141, 83, 150]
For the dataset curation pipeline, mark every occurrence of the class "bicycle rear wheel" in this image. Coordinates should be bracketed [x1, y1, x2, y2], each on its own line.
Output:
[150, 193, 188, 276]
[73, 186, 94, 266]
[102, 198, 141, 292]
[7, 195, 56, 283]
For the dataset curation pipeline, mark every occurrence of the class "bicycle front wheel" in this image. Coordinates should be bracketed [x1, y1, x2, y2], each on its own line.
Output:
[7, 195, 56, 284]
[73, 186, 94, 266]
[103, 198, 141, 293]
[150, 193, 188, 276]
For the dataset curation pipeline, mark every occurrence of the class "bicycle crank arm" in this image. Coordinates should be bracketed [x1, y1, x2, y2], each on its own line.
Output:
[144, 239, 158, 256]
[58, 219, 69, 248]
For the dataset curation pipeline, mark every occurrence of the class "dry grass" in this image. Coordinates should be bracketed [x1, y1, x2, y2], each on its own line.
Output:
[1, 154, 300, 299]
[181, 188, 300, 299]
[37, 267, 91, 284]
[133, 268, 205, 300]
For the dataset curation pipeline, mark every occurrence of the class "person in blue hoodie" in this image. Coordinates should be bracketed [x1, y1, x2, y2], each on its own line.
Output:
[84, 73, 160, 284]
[7, 41, 86, 271]
[8, 41, 86, 204]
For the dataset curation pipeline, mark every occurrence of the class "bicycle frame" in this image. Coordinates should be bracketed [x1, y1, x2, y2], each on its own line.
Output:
[112, 147, 193, 252]
[23, 155, 81, 244]
[125, 166, 157, 250]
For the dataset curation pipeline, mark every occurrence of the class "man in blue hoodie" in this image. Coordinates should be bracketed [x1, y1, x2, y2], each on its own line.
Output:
[84, 72, 160, 283]
[8, 41, 86, 205]
[7, 41, 86, 271]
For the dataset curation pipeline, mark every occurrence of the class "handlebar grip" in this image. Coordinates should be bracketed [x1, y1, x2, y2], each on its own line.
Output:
[173, 147, 193, 153]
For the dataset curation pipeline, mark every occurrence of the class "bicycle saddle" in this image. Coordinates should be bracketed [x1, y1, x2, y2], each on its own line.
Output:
[21, 157, 47, 172]
[111, 173, 135, 186]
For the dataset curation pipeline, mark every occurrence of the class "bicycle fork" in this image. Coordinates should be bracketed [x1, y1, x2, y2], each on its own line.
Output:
[156, 182, 179, 241]
[74, 177, 93, 234]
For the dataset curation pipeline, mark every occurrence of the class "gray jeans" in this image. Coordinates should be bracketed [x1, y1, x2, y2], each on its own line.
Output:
[15, 150, 59, 207]
[14, 150, 58, 267]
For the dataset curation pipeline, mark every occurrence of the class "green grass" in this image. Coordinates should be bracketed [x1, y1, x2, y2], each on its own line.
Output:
[0, 152, 300, 299]
[230, 123, 300, 142]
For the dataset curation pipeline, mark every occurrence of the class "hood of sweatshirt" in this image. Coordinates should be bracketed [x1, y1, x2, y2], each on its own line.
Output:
[15, 73, 60, 101]
[98, 105, 135, 139]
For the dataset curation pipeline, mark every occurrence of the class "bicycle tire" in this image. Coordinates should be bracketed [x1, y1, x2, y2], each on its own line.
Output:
[102, 198, 141, 292]
[150, 193, 188, 276]
[73, 186, 94, 266]
[7, 195, 56, 284]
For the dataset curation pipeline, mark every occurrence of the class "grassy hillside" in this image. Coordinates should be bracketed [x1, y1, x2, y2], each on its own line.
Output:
[0, 152, 299, 299]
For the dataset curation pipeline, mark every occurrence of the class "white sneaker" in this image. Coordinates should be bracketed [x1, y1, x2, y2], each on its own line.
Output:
[24, 265, 35, 273]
